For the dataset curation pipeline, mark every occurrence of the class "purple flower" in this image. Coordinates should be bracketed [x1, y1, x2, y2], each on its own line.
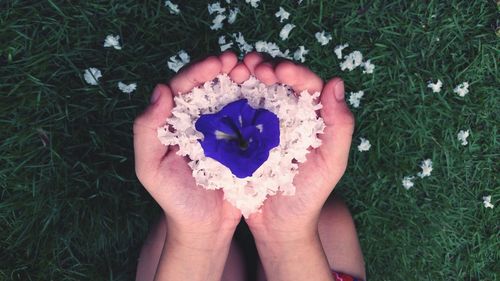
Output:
[195, 99, 280, 178]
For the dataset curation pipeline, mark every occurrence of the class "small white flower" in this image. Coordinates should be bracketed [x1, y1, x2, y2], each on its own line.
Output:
[210, 14, 227, 30]
[334, 43, 349, 59]
[340, 50, 363, 71]
[453, 82, 469, 97]
[482, 195, 494, 209]
[218, 36, 233, 52]
[348, 91, 364, 108]
[165, 0, 180, 14]
[227, 8, 239, 24]
[103, 35, 121, 50]
[457, 129, 470, 146]
[315, 31, 332, 45]
[232, 32, 254, 54]
[83, 67, 102, 85]
[427, 79, 443, 93]
[293, 46, 309, 62]
[361, 60, 375, 74]
[417, 159, 433, 178]
[275, 7, 290, 23]
[298, 0, 304, 4]
[118, 82, 137, 94]
[402, 176, 415, 190]
[167, 50, 190, 72]
[279, 23, 295, 40]
[245, 0, 260, 8]
[208, 2, 226, 14]
[357, 137, 371, 152]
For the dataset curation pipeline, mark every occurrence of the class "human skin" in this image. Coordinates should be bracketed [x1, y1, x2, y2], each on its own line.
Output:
[134, 51, 359, 281]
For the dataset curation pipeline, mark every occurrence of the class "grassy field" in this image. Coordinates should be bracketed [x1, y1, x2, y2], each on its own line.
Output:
[1, 0, 499, 280]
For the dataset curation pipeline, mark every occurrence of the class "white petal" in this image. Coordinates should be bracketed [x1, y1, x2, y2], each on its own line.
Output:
[83, 68, 102, 85]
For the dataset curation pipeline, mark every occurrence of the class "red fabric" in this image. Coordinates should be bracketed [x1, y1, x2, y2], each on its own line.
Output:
[332, 271, 363, 281]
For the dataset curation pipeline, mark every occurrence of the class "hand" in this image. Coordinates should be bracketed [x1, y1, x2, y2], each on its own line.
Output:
[242, 53, 355, 242]
[133, 52, 251, 238]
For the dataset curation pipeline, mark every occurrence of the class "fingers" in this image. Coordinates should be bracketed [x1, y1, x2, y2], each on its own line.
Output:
[316, 78, 355, 178]
[275, 60, 324, 94]
[169, 56, 222, 95]
[243, 52, 265, 75]
[133, 84, 174, 184]
[220, 51, 238, 74]
[254, 62, 278, 85]
[229, 63, 251, 83]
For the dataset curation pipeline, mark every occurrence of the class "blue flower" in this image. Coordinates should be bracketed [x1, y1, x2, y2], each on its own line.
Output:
[195, 99, 280, 178]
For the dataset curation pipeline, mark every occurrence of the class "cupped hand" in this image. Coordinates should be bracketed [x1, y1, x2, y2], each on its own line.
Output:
[242, 52, 355, 241]
[133, 52, 251, 236]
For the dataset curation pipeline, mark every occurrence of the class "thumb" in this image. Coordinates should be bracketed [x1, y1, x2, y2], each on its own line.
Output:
[133, 84, 174, 183]
[317, 78, 355, 178]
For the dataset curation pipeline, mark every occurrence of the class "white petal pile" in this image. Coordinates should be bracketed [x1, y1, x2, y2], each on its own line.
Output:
[275, 7, 290, 23]
[167, 50, 190, 72]
[427, 79, 443, 93]
[211, 14, 227, 30]
[83, 68, 102, 85]
[361, 60, 375, 74]
[293, 46, 309, 62]
[279, 23, 296, 40]
[457, 129, 470, 146]
[103, 35, 122, 50]
[417, 159, 433, 178]
[453, 82, 469, 97]
[227, 8, 239, 23]
[118, 82, 137, 94]
[233, 32, 254, 54]
[357, 137, 371, 152]
[340, 50, 363, 71]
[157, 74, 325, 217]
[208, 2, 226, 14]
[315, 31, 332, 46]
[255, 41, 290, 58]
[165, 1, 180, 14]
[348, 91, 364, 108]
[334, 43, 349, 59]
[482, 195, 494, 209]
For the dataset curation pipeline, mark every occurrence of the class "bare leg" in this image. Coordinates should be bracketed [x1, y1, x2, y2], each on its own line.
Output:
[256, 196, 365, 281]
[135, 214, 245, 281]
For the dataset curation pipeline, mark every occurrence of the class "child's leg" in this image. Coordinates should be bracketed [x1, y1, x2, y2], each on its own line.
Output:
[135, 214, 245, 281]
[318, 196, 365, 280]
[256, 195, 365, 281]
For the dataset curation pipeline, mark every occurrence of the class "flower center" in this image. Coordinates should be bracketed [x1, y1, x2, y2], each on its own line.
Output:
[215, 116, 249, 151]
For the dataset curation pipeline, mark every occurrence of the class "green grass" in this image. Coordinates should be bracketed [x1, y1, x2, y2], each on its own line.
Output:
[1, 0, 499, 280]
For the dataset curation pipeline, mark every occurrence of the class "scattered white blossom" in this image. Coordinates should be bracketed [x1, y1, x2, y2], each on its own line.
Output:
[482, 195, 494, 209]
[357, 137, 371, 152]
[227, 8, 239, 24]
[361, 60, 375, 74]
[427, 79, 443, 93]
[334, 43, 349, 59]
[83, 67, 102, 85]
[293, 46, 309, 62]
[208, 2, 226, 14]
[275, 7, 290, 23]
[315, 31, 332, 45]
[279, 23, 295, 40]
[298, 0, 304, 4]
[210, 14, 227, 30]
[348, 91, 364, 108]
[157, 74, 325, 217]
[417, 159, 433, 178]
[118, 82, 137, 94]
[402, 176, 415, 190]
[457, 129, 470, 146]
[255, 41, 290, 58]
[103, 35, 122, 50]
[167, 50, 190, 72]
[232, 32, 254, 54]
[245, 0, 260, 8]
[340, 51, 363, 71]
[453, 82, 470, 97]
[165, 0, 180, 14]
[218, 35, 233, 52]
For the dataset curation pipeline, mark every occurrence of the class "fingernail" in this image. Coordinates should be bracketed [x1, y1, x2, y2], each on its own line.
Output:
[334, 80, 345, 101]
[150, 85, 162, 104]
